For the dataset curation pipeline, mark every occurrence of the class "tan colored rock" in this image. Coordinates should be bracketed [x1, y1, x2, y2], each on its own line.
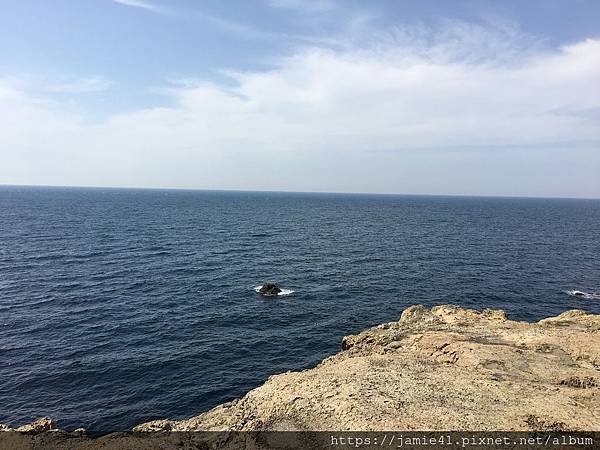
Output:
[135, 305, 600, 432]
[15, 418, 58, 434]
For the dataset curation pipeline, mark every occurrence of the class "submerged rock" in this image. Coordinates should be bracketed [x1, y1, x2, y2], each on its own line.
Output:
[258, 283, 282, 296]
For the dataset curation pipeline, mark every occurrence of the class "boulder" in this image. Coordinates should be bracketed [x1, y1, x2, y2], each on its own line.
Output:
[258, 283, 282, 296]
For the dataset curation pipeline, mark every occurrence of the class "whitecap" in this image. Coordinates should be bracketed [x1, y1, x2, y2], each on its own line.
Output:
[565, 290, 600, 300]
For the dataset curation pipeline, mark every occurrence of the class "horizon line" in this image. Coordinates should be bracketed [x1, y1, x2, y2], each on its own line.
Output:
[1, 183, 599, 201]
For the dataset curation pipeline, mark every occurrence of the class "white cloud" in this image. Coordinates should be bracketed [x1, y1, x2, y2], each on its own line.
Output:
[1, 23, 599, 196]
[112, 0, 164, 14]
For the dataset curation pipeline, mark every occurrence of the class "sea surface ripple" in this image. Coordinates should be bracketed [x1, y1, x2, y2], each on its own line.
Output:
[1, 187, 599, 433]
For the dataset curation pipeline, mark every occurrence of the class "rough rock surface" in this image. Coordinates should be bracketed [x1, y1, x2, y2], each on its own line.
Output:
[2, 304, 599, 443]
[14, 418, 58, 434]
[258, 283, 282, 296]
[135, 305, 600, 432]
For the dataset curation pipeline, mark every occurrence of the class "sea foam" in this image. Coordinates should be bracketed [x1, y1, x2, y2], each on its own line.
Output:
[565, 290, 600, 300]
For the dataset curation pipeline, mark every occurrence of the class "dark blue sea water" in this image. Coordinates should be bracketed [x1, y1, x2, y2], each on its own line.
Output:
[1, 186, 599, 433]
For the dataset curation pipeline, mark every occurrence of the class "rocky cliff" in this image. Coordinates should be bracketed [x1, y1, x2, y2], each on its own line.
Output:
[3, 305, 599, 448]
[132, 304, 600, 432]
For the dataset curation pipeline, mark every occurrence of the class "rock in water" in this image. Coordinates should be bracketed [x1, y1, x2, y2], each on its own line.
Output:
[258, 283, 282, 296]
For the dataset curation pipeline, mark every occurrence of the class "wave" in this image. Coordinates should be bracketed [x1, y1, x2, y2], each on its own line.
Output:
[565, 290, 600, 300]
[254, 285, 295, 296]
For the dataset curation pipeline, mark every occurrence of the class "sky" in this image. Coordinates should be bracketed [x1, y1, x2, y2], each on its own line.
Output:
[0, 0, 599, 197]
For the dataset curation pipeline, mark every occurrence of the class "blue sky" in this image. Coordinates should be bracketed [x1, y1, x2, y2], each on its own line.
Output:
[1, 0, 599, 197]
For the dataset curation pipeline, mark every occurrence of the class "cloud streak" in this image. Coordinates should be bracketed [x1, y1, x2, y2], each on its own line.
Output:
[266, 0, 337, 13]
[44, 77, 114, 94]
[112, 0, 165, 14]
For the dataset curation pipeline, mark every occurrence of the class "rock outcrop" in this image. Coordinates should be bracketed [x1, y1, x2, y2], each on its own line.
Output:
[14, 418, 59, 435]
[0, 418, 60, 435]
[258, 283, 282, 296]
[135, 305, 600, 432]
[2, 304, 599, 446]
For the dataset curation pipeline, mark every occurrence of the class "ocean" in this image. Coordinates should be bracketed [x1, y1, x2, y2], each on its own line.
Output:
[1, 186, 599, 433]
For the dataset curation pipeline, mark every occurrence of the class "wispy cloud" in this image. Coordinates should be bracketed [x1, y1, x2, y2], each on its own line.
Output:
[0, 75, 113, 96]
[112, 0, 165, 14]
[267, 0, 337, 13]
[112, 0, 367, 48]
[198, 13, 346, 47]
[43, 76, 113, 94]
[200, 14, 284, 41]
